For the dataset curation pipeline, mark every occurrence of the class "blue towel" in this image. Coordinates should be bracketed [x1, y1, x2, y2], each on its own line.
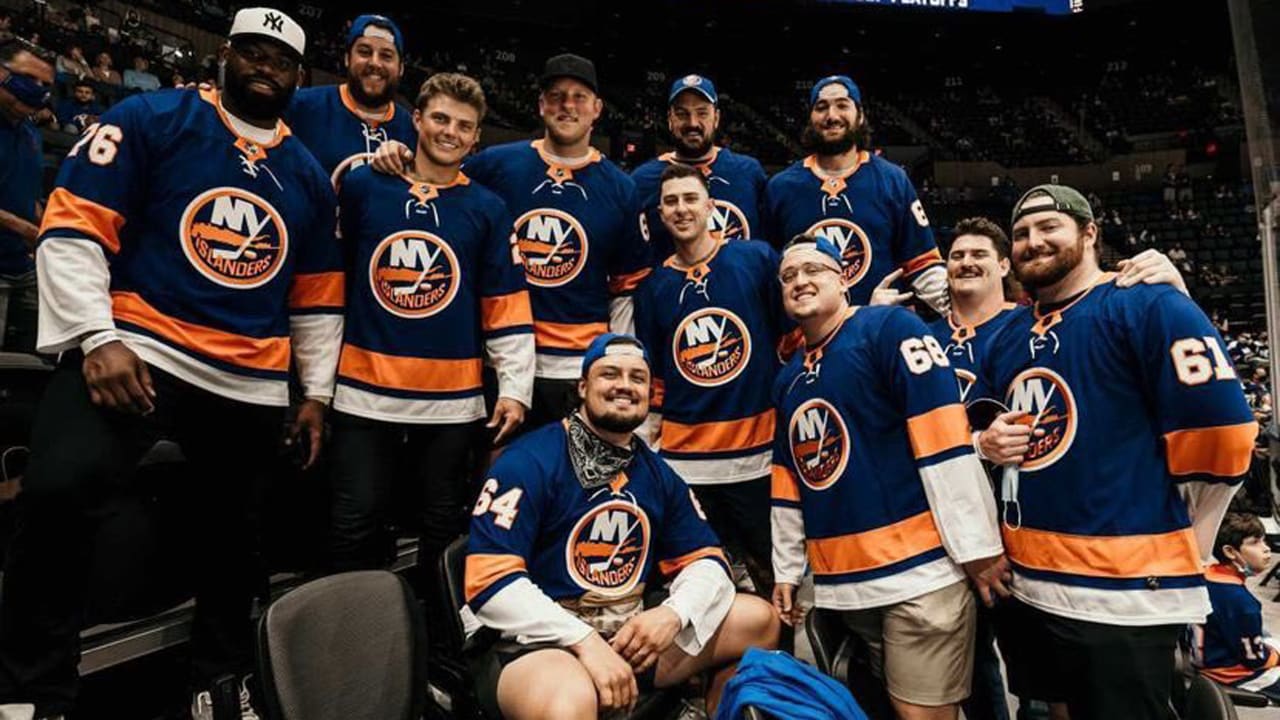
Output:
[715, 648, 868, 720]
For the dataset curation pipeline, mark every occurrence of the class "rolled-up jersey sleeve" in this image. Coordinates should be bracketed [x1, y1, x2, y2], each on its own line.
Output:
[880, 309, 1002, 564]
[480, 200, 535, 408]
[289, 180, 344, 401]
[606, 180, 652, 324]
[36, 98, 151, 352]
[466, 448, 593, 647]
[770, 379, 808, 587]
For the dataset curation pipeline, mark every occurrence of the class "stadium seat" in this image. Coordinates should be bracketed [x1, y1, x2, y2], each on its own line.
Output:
[803, 608, 893, 719]
[1183, 674, 1241, 720]
[255, 570, 429, 720]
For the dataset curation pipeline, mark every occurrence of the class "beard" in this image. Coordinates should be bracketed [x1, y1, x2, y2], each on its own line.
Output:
[674, 128, 714, 158]
[586, 399, 646, 434]
[802, 123, 857, 156]
[1015, 235, 1086, 289]
[346, 66, 398, 108]
[222, 68, 294, 123]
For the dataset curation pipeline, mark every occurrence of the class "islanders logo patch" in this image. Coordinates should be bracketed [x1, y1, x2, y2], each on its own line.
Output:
[514, 208, 589, 287]
[806, 218, 871, 287]
[180, 187, 288, 288]
[367, 230, 460, 319]
[788, 398, 850, 491]
[1004, 367, 1078, 472]
[708, 200, 750, 240]
[566, 500, 651, 597]
[672, 307, 751, 387]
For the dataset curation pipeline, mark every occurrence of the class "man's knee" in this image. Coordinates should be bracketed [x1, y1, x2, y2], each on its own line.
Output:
[537, 680, 597, 720]
[731, 593, 781, 650]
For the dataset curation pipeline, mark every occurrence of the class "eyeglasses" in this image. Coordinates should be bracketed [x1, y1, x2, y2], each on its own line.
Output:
[779, 262, 841, 285]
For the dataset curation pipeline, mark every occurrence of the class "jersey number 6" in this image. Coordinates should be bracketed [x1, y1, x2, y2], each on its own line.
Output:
[472, 478, 523, 530]
[67, 123, 123, 167]
[900, 335, 950, 375]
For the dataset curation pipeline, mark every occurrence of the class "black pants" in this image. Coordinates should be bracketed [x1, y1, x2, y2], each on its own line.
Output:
[0, 357, 280, 715]
[522, 378, 578, 435]
[995, 598, 1181, 720]
[327, 411, 482, 600]
[689, 477, 773, 594]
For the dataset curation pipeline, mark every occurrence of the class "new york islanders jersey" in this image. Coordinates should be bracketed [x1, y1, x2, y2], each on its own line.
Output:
[333, 166, 533, 423]
[970, 276, 1257, 626]
[1193, 564, 1280, 698]
[284, 84, 416, 192]
[463, 140, 651, 379]
[465, 421, 729, 644]
[763, 152, 941, 305]
[36, 88, 343, 406]
[635, 239, 788, 484]
[631, 146, 767, 260]
[772, 306, 1001, 610]
[928, 304, 1020, 404]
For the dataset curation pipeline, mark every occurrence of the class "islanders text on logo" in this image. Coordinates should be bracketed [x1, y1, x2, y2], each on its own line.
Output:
[367, 230, 460, 319]
[673, 307, 752, 387]
[788, 398, 850, 491]
[805, 218, 871, 287]
[565, 500, 651, 597]
[1004, 367, 1078, 472]
[515, 208, 589, 287]
[180, 187, 288, 289]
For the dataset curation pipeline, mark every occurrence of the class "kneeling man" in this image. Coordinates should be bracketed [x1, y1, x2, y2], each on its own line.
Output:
[465, 333, 780, 719]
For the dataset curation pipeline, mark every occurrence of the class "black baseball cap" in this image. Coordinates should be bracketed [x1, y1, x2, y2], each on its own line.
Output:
[540, 53, 598, 94]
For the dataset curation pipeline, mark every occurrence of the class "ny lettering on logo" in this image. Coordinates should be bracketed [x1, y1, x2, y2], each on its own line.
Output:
[263, 12, 284, 32]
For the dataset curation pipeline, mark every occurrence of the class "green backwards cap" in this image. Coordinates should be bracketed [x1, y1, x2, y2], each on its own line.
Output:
[1011, 184, 1095, 228]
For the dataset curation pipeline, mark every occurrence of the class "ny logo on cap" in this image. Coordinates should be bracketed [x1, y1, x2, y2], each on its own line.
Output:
[263, 12, 284, 32]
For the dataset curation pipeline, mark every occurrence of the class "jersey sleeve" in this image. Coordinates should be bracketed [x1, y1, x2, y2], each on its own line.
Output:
[770, 369, 808, 586]
[760, 176, 784, 249]
[878, 309, 1002, 564]
[889, 171, 942, 280]
[606, 178, 652, 297]
[652, 459, 729, 577]
[633, 276, 666, 413]
[481, 198, 535, 407]
[460, 147, 498, 188]
[287, 172, 345, 401]
[1133, 289, 1257, 561]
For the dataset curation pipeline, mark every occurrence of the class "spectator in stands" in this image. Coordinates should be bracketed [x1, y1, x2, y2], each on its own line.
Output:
[122, 56, 160, 92]
[0, 11, 12, 42]
[1162, 163, 1178, 207]
[91, 51, 120, 85]
[1176, 164, 1193, 205]
[170, 71, 185, 88]
[0, 38, 53, 352]
[1168, 242, 1188, 266]
[55, 78, 101, 134]
[55, 43, 90, 80]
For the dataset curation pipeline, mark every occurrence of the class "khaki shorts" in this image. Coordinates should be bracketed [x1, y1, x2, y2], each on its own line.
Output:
[840, 580, 976, 706]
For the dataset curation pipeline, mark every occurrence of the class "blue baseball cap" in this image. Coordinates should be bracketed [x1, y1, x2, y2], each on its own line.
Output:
[668, 74, 717, 105]
[782, 234, 844, 271]
[347, 14, 403, 56]
[581, 333, 650, 377]
[809, 75, 862, 108]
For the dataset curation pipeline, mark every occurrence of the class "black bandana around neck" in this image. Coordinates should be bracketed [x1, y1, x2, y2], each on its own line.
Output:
[566, 412, 636, 490]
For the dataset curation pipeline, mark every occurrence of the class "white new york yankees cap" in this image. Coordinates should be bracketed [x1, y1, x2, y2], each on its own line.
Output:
[229, 7, 306, 58]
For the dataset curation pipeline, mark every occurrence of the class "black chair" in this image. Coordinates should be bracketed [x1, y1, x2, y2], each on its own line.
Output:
[256, 570, 429, 720]
[804, 608, 892, 720]
[438, 536, 683, 719]
[1183, 674, 1240, 720]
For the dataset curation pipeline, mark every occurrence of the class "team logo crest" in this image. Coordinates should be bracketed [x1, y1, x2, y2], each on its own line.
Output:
[368, 230, 460, 318]
[330, 152, 373, 194]
[673, 308, 751, 387]
[514, 208, 589, 287]
[953, 369, 977, 403]
[709, 200, 750, 240]
[788, 399, 850, 491]
[1004, 367, 1077, 472]
[180, 187, 288, 288]
[805, 219, 871, 287]
[566, 499, 651, 597]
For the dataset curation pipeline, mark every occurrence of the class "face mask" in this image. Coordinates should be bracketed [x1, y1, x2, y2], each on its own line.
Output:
[1233, 558, 1256, 578]
[0, 67, 50, 108]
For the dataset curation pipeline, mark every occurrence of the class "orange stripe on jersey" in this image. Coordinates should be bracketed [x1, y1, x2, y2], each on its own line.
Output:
[776, 327, 804, 363]
[658, 546, 728, 577]
[481, 291, 534, 332]
[1003, 525, 1201, 578]
[112, 291, 289, 372]
[651, 377, 666, 408]
[806, 510, 944, 575]
[534, 320, 609, 351]
[41, 187, 127, 254]
[608, 267, 652, 295]
[771, 464, 800, 502]
[662, 409, 776, 454]
[1203, 661, 1278, 686]
[464, 553, 527, 603]
[906, 404, 972, 460]
[288, 272, 344, 310]
[900, 248, 943, 276]
[1165, 422, 1258, 477]
[338, 344, 483, 393]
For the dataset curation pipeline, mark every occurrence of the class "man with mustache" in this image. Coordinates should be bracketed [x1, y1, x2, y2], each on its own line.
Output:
[764, 75, 950, 314]
[285, 14, 415, 192]
[971, 186, 1255, 720]
[372, 54, 650, 436]
[631, 74, 767, 262]
[327, 73, 535, 607]
[0, 9, 343, 718]
[465, 333, 779, 719]
[771, 234, 1005, 720]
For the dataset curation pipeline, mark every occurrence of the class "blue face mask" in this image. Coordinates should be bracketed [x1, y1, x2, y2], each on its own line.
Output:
[0, 67, 51, 109]
[1234, 559, 1256, 578]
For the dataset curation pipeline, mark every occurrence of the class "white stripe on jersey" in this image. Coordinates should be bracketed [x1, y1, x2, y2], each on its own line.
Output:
[665, 450, 772, 486]
[1011, 570, 1211, 627]
[333, 384, 486, 424]
[123, 331, 290, 407]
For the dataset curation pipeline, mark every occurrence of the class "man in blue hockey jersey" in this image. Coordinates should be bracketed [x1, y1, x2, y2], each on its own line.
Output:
[0, 9, 344, 718]
[284, 14, 415, 191]
[631, 74, 768, 261]
[974, 185, 1256, 720]
[764, 75, 949, 313]
[371, 54, 651, 435]
[465, 333, 780, 719]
